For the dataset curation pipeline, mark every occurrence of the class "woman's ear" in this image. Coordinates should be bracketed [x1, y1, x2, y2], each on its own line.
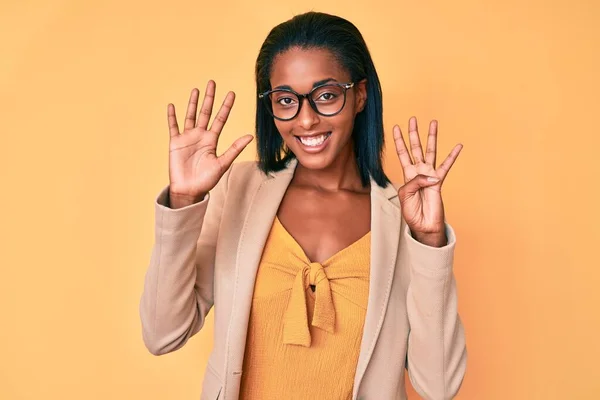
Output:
[355, 79, 367, 113]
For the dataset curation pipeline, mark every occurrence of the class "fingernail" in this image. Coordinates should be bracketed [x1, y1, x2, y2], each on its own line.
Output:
[427, 176, 440, 182]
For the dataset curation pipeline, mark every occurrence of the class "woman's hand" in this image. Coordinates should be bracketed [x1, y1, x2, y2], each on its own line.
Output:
[167, 80, 253, 207]
[393, 117, 463, 247]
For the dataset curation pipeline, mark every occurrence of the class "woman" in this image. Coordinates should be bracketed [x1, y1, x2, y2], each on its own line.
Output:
[140, 11, 467, 400]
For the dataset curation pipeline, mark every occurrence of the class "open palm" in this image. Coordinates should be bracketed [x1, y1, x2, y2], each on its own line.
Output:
[393, 117, 463, 242]
[168, 80, 253, 201]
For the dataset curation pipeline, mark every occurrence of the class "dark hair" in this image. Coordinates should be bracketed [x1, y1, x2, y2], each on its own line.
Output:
[254, 11, 389, 187]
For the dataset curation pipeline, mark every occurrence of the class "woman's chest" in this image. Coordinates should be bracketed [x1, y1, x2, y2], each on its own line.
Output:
[276, 187, 371, 264]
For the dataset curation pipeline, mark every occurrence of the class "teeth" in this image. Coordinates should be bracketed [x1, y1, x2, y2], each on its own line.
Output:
[299, 133, 328, 147]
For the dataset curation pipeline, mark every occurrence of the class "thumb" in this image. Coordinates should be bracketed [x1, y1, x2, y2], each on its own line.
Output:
[399, 174, 440, 196]
[218, 134, 254, 171]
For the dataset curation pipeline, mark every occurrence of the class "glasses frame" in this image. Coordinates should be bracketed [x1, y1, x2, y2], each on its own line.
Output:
[258, 82, 355, 121]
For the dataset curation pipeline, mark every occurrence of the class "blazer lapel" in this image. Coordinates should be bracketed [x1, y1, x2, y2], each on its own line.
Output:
[352, 178, 401, 399]
[223, 159, 297, 399]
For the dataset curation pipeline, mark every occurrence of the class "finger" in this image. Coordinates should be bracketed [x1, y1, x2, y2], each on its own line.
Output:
[408, 116, 425, 163]
[399, 174, 441, 197]
[196, 80, 216, 130]
[167, 103, 180, 137]
[217, 135, 254, 172]
[184, 88, 200, 131]
[209, 91, 235, 134]
[436, 144, 463, 180]
[393, 125, 413, 168]
[425, 120, 438, 167]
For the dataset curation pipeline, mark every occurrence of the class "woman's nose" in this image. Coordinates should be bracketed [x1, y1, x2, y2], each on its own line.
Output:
[296, 97, 320, 130]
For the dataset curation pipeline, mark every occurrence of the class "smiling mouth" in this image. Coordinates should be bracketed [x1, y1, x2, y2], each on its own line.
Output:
[295, 132, 332, 147]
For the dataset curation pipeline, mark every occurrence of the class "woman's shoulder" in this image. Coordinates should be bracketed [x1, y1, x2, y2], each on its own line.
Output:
[390, 181, 402, 192]
[230, 160, 262, 176]
[224, 160, 268, 193]
[229, 160, 264, 182]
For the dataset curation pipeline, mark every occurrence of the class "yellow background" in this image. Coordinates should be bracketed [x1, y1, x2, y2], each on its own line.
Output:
[1, 0, 599, 399]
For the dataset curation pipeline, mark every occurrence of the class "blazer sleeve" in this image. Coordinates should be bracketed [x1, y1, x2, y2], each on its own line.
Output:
[403, 220, 467, 400]
[139, 166, 231, 355]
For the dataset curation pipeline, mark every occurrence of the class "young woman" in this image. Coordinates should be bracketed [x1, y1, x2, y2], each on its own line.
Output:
[140, 11, 467, 400]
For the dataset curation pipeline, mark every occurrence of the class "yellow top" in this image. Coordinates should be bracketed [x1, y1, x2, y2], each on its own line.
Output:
[240, 216, 371, 400]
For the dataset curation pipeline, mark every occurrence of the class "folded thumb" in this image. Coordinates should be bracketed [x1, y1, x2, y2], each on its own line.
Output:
[403, 174, 440, 195]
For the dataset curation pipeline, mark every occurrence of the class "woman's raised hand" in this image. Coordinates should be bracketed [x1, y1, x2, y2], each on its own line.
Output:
[393, 117, 463, 247]
[167, 80, 253, 207]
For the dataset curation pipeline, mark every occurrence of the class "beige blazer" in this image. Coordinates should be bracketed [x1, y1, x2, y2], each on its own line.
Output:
[139, 158, 467, 400]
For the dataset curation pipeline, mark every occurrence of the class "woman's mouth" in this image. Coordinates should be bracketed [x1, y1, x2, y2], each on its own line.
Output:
[295, 132, 332, 153]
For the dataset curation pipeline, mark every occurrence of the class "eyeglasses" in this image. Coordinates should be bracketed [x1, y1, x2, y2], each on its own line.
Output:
[258, 82, 355, 121]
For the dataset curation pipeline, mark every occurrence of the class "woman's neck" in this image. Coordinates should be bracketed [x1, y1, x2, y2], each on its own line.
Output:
[291, 145, 368, 193]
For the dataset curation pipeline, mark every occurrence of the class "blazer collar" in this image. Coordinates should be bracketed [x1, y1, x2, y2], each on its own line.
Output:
[223, 157, 401, 399]
[223, 160, 297, 399]
[353, 172, 401, 399]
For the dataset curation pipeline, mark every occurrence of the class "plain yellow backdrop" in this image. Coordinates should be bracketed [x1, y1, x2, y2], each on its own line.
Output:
[1, 0, 599, 399]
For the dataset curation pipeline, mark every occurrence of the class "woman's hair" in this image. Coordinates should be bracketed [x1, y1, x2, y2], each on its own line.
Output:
[254, 11, 390, 187]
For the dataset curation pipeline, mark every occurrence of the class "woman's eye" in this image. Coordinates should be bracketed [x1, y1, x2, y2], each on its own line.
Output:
[317, 92, 336, 101]
[277, 97, 296, 106]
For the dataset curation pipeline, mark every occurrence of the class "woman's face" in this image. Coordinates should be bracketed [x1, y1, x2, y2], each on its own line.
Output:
[268, 47, 366, 171]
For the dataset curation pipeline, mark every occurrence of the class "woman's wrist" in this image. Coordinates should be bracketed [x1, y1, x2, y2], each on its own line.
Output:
[168, 191, 206, 209]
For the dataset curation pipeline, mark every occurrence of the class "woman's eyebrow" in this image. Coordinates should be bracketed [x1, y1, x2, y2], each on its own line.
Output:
[312, 78, 336, 87]
[273, 78, 337, 91]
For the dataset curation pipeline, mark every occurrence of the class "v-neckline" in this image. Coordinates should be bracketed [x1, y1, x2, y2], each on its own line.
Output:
[274, 215, 371, 265]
